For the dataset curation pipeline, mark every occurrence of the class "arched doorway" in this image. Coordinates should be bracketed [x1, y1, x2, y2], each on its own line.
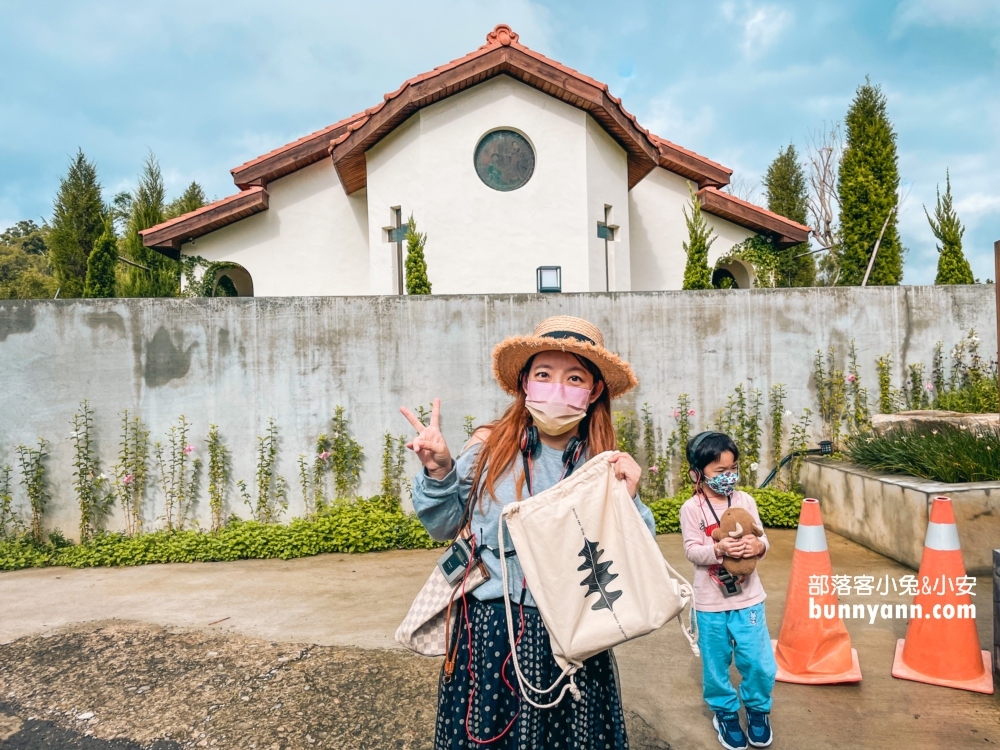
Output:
[211, 264, 254, 297]
[713, 258, 755, 289]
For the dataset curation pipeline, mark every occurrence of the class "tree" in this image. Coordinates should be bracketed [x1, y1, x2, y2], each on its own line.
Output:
[805, 124, 843, 285]
[84, 221, 118, 298]
[117, 152, 179, 298]
[48, 149, 105, 298]
[764, 144, 815, 287]
[404, 214, 432, 295]
[1, 220, 49, 255]
[165, 181, 207, 220]
[925, 171, 974, 285]
[682, 184, 715, 290]
[837, 79, 903, 286]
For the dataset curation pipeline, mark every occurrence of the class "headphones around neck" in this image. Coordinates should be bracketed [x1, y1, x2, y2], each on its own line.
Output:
[520, 425, 587, 468]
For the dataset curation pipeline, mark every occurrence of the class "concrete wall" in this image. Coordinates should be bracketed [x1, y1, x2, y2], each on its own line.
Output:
[800, 458, 999, 575]
[0, 284, 994, 540]
[179, 161, 370, 297]
[628, 167, 755, 291]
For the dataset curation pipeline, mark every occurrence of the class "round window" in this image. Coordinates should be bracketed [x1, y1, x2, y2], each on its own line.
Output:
[474, 130, 535, 191]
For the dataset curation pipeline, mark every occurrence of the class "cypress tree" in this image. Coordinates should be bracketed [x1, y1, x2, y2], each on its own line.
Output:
[404, 214, 432, 295]
[118, 152, 179, 297]
[49, 149, 104, 298]
[837, 79, 903, 286]
[764, 144, 815, 286]
[926, 171, 973, 285]
[165, 181, 207, 220]
[682, 184, 715, 290]
[84, 221, 118, 298]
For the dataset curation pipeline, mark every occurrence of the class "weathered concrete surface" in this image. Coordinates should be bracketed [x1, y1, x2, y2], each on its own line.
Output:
[1, 531, 997, 749]
[871, 410, 1000, 435]
[0, 285, 994, 540]
[800, 458, 1000, 575]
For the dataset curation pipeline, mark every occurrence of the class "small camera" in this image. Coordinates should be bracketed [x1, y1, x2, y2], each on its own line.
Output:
[716, 568, 743, 598]
[437, 536, 474, 585]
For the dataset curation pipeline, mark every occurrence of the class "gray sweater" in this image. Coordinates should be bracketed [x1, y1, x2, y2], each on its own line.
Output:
[412, 441, 658, 607]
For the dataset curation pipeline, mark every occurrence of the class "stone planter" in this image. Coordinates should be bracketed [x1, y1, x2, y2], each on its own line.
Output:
[799, 458, 999, 575]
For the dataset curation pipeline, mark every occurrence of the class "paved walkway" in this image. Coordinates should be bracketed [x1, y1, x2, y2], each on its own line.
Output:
[1, 530, 997, 749]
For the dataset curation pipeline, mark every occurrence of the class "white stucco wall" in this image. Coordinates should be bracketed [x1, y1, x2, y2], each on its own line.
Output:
[179, 161, 370, 296]
[365, 75, 604, 295]
[585, 117, 631, 292]
[628, 167, 754, 291]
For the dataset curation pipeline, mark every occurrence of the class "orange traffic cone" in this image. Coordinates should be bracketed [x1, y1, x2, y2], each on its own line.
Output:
[771, 497, 862, 684]
[891, 496, 993, 694]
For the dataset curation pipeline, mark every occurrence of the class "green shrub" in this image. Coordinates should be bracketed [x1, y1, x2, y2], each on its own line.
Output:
[846, 424, 1000, 483]
[0, 499, 443, 572]
[646, 485, 804, 534]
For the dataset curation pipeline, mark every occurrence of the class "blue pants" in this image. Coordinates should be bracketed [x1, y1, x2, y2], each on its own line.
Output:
[695, 602, 777, 714]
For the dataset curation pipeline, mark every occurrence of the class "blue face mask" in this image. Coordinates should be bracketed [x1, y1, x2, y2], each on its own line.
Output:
[705, 471, 739, 498]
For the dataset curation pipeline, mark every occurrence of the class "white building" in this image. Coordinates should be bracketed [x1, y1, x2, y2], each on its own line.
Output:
[141, 25, 809, 297]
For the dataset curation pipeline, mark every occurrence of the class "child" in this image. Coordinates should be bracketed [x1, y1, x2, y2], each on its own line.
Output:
[680, 431, 777, 750]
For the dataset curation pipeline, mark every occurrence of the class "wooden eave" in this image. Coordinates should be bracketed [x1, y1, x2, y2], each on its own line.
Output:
[328, 46, 661, 195]
[697, 187, 811, 249]
[655, 140, 731, 188]
[230, 113, 366, 189]
[140, 187, 269, 260]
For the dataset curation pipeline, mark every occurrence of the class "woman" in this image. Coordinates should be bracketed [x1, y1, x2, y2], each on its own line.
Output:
[401, 315, 656, 749]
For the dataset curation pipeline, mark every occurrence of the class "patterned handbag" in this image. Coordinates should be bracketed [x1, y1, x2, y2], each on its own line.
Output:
[394, 551, 488, 656]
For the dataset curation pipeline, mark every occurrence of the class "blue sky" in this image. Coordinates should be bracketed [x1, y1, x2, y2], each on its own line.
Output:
[1, 0, 997, 283]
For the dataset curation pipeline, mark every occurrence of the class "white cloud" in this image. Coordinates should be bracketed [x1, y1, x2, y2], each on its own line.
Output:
[893, 0, 1000, 33]
[956, 193, 1000, 219]
[721, 1, 792, 58]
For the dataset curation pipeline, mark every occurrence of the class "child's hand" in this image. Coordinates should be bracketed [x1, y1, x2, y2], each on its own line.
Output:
[716, 537, 747, 558]
[609, 452, 642, 498]
[740, 536, 764, 557]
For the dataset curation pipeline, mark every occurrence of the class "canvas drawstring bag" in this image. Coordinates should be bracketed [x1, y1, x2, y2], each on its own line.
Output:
[499, 450, 697, 708]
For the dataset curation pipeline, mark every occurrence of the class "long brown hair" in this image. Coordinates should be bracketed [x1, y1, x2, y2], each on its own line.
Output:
[468, 354, 616, 507]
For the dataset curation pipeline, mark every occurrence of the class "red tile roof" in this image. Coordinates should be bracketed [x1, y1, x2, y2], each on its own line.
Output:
[697, 187, 811, 248]
[140, 186, 268, 257]
[143, 26, 804, 254]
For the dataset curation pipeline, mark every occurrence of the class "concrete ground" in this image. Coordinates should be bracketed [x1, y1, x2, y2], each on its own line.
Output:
[1, 530, 997, 749]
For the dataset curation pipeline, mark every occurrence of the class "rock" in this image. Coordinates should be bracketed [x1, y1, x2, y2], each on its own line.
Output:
[76, 711, 94, 720]
[871, 410, 999, 436]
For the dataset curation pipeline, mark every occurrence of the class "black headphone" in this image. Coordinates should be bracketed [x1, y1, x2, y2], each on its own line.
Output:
[520, 425, 587, 466]
[687, 430, 724, 483]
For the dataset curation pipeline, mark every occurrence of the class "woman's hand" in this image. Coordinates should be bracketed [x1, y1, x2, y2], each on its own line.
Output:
[400, 398, 453, 479]
[741, 536, 765, 558]
[715, 536, 747, 559]
[609, 452, 642, 498]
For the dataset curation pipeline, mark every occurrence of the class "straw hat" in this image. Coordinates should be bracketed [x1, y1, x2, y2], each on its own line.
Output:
[492, 315, 638, 399]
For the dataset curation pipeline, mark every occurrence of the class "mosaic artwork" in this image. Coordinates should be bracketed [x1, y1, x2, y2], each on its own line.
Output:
[474, 129, 535, 191]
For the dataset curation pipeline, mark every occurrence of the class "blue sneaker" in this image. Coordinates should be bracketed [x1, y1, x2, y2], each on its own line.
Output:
[712, 711, 747, 750]
[745, 710, 773, 747]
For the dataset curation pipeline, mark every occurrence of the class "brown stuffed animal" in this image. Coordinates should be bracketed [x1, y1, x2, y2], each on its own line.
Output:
[711, 507, 764, 577]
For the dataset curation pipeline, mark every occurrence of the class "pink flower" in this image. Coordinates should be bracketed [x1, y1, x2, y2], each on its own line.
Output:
[672, 409, 679, 419]
[648, 466, 659, 474]
[123, 474, 134, 485]
[688, 408, 696, 417]
[846, 373, 856, 383]
[318, 451, 332, 461]
[183, 444, 194, 454]
[924, 382, 933, 392]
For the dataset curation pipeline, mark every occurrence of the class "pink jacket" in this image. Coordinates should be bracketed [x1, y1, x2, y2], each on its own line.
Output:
[679, 490, 769, 613]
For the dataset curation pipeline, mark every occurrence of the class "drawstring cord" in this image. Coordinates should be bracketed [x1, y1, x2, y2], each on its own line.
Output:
[499, 510, 581, 707]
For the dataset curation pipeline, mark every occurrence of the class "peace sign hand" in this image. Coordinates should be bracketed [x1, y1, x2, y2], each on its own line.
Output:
[400, 398, 453, 479]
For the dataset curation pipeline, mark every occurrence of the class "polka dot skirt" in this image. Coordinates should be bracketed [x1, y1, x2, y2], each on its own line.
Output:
[434, 598, 629, 749]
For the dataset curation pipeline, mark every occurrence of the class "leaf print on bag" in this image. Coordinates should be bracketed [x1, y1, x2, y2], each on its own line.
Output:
[577, 538, 623, 612]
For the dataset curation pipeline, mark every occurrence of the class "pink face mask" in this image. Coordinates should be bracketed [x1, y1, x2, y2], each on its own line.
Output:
[524, 380, 593, 436]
